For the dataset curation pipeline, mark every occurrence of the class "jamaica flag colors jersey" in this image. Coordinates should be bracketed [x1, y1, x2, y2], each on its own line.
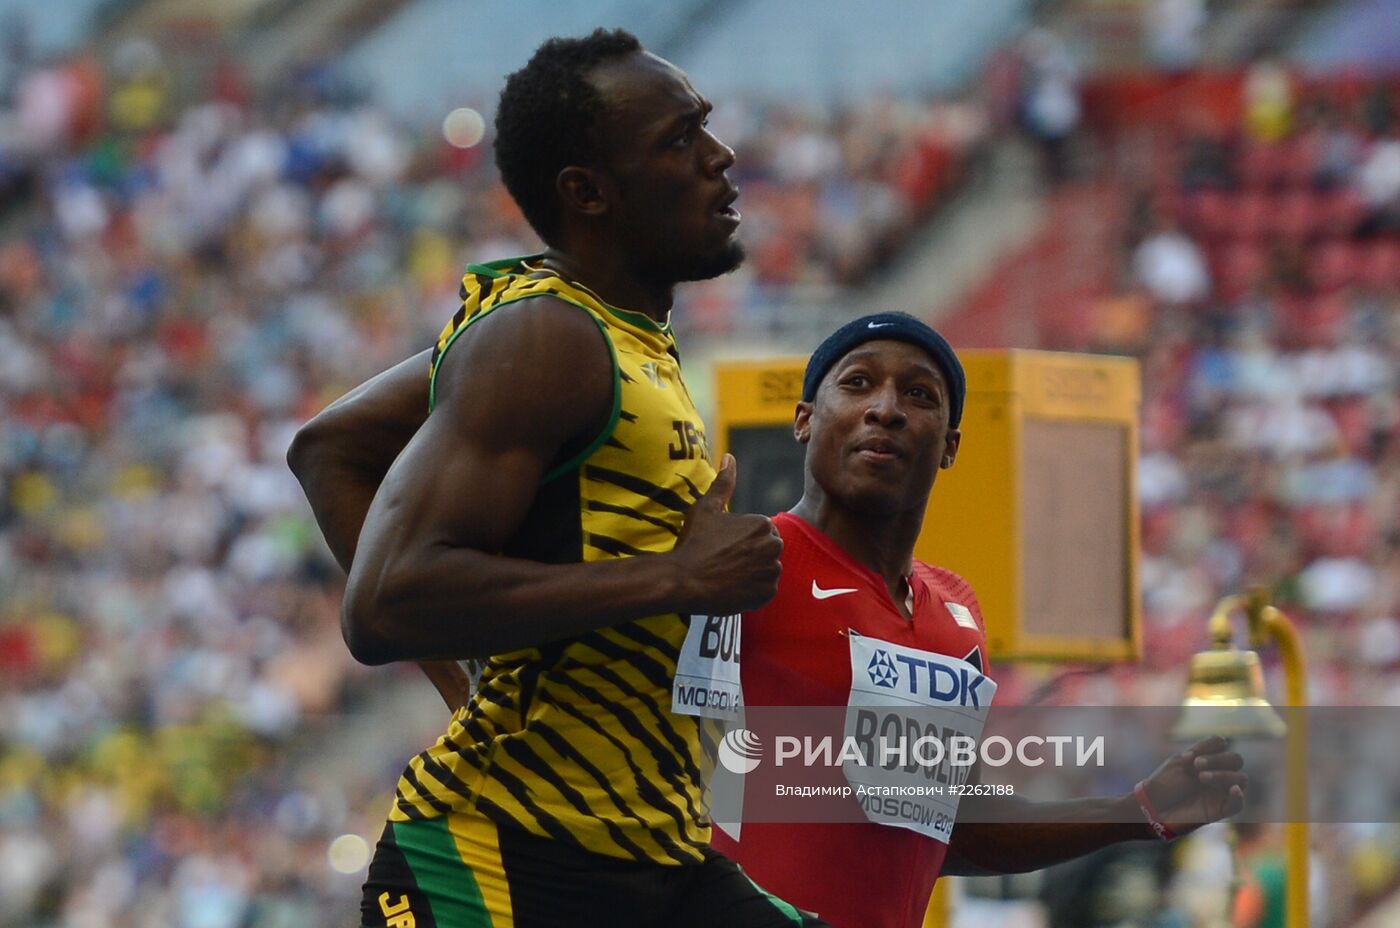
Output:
[390, 256, 721, 866]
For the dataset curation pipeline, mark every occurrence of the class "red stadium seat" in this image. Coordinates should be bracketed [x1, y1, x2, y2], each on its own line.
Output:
[1358, 240, 1400, 289]
[1269, 292, 1309, 346]
[1154, 187, 1186, 225]
[1320, 188, 1365, 237]
[1186, 189, 1232, 241]
[1215, 241, 1267, 299]
[1274, 189, 1322, 241]
[1293, 290, 1351, 346]
[1225, 500, 1276, 551]
[1239, 141, 1285, 189]
[1280, 135, 1321, 187]
[1232, 190, 1272, 241]
[1294, 502, 1377, 559]
[1326, 396, 1375, 455]
[1310, 241, 1361, 292]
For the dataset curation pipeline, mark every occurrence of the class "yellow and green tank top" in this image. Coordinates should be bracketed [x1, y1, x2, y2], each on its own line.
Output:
[389, 255, 722, 866]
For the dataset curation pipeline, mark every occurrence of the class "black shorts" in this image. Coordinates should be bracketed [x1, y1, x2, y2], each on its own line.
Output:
[360, 813, 828, 928]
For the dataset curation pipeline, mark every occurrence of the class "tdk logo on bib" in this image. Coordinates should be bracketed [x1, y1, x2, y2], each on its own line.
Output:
[852, 632, 992, 709]
[867, 650, 900, 688]
[893, 652, 991, 708]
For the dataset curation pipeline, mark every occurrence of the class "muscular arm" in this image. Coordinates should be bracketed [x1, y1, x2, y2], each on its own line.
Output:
[287, 348, 432, 573]
[286, 348, 473, 708]
[941, 736, 1246, 875]
[342, 298, 781, 665]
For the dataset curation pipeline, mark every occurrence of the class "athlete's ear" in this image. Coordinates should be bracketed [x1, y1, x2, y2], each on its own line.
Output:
[557, 166, 611, 219]
[793, 402, 813, 444]
[940, 429, 961, 469]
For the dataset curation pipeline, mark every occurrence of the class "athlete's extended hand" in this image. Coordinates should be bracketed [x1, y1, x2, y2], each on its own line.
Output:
[1138, 735, 1247, 836]
[671, 454, 782, 616]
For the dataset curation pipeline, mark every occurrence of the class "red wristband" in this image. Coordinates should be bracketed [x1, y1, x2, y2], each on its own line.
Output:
[1134, 780, 1178, 842]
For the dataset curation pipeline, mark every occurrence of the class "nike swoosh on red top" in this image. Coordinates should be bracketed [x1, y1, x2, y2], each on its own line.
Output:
[811, 581, 858, 600]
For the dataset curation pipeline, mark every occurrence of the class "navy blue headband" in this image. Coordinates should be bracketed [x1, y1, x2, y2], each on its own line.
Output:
[802, 312, 966, 429]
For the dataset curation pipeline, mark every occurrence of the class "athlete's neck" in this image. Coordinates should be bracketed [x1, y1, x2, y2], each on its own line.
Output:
[540, 248, 675, 323]
[790, 491, 923, 603]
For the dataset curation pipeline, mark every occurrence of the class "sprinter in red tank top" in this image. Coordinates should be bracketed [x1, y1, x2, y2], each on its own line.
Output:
[710, 313, 1249, 928]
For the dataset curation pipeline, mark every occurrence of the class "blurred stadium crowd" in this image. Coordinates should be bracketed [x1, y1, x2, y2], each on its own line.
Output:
[1, 1, 1399, 926]
[1123, 74, 1400, 705]
[938, 57, 1400, 927]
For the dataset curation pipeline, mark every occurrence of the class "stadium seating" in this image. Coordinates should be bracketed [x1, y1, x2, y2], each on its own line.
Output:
[5, 1, 1399, 922]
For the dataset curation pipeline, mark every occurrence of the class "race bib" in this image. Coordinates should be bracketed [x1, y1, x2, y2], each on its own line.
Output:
[844, 631, 997, 843]
[672, 613, 744, 721]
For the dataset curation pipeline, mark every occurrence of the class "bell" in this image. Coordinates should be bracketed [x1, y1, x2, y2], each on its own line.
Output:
[1172, 591, 1308, 928]
[1171, 645, 1286, 741]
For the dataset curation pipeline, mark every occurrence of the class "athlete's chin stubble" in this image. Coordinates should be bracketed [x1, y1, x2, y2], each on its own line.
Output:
[680, 240, 746, 283]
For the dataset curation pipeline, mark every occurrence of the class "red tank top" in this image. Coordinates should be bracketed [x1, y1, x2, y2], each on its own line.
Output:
[711, 512, 990, 928]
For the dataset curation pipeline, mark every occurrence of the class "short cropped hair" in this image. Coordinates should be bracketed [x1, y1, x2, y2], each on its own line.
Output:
[494, 28, 643, 244]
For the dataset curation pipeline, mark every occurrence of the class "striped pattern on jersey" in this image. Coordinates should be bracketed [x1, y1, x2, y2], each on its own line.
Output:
[391, 255, 722, 867]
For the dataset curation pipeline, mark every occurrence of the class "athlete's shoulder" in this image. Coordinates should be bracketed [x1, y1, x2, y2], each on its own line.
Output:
[428, 285, 613, 426]
[455, 254, 543, 308]
[912, 560, 973, 596]
[437, 290, 607, 371]
[747, 513, 818, 620]
[914, 561, 984, 619]
[772, 511, 808, 544]
[770, 512, 833, 573]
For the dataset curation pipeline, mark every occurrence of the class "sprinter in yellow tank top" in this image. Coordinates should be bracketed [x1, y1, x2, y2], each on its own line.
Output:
[289, 29, 827, 928]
